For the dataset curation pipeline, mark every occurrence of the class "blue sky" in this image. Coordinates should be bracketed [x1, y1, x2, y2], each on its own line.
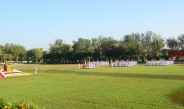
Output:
[0, 0, 184, 50]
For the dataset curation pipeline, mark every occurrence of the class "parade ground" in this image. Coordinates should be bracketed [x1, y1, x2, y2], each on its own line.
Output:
[0, 64, 184, 109]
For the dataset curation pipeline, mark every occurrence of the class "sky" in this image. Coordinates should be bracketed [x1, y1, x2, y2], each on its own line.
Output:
[0, 0, 184, 50]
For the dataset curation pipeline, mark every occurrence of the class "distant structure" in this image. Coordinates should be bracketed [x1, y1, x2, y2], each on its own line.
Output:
[168, 50, 184, 57]
[168, 50, 184, 63]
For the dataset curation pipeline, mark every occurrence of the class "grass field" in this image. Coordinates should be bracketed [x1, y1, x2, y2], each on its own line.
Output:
[0, 64, 184, 109]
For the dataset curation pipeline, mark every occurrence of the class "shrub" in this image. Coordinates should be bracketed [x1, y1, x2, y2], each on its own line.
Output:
[0, 97, 44, 109]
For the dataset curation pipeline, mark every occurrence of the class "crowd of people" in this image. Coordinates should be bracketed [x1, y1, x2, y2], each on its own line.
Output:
[173, 60, 184, 64]
[146, 60, 174, 66]
[82, 60, 109, 69]
[79, 59, 181, 69]
[110, 60, 137, 67]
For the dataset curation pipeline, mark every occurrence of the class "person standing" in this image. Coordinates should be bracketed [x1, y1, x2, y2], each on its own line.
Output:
[34, 67, 38, 74]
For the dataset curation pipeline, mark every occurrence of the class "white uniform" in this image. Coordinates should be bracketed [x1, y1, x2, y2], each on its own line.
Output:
[34, 68, 38, 74]
[78, 63, 80, 69]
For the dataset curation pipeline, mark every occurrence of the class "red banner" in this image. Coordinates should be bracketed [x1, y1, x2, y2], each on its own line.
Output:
[168, 50, 184, 57]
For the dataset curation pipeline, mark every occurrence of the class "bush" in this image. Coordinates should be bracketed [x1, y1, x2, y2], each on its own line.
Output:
[0, 97, 44, 109]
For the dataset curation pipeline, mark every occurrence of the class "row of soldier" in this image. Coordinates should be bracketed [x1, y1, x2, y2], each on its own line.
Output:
[80, 60, 110, 69]
[146, 60, 174, 66]
[78, 60, 175, 69]
[110, 61, 137, 67]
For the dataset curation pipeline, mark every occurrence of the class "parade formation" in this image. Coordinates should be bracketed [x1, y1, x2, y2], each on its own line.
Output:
[146, 60, 174, 66]
[110, 60, 137, 67]
[81, 60, 109, 69]
[79, 59, 176, 69]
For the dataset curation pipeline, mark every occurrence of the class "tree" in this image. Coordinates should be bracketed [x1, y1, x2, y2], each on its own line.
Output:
[48, 39, 73, 63]
[63, 44, 73, 61]
[7, 54, 13, 62]
[63, 44, 73, 52]
[166, 37, 179, 50]
[2, 54, 8, 63]
[91, 38, 101, 49]
[178, 34, 184, 49]
[101, 39, 119, 60]
[9, 44, 26, 63]
[42, 50, 50, 64]
[122, 34, 142, 61]
[91, 36, 111, 60]
[72, 38, 93, 61]
[98, 36, 119, 60]
[3, 43, 10, 54]
[27, 48, 43, 63]
[73, 38, 93, 52]
[141, 31, 153, 58]
[27, 49, 34, 63]
[118, 40, 127, 60]
[33, 48, 43, 63]
[2, 43, 26, 63]
[0, 45, 2, 61]
[49, 39, 63, 53]
[131, 33, 142, 61]
[151, 34, 164, 59]
[91, 38, 100, 60]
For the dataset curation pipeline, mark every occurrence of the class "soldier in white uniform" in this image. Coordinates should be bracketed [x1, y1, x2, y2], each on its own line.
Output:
[34, 67, 38, 74]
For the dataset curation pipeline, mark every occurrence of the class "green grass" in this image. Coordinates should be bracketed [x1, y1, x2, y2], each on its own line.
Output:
[0, 64, 184, 109]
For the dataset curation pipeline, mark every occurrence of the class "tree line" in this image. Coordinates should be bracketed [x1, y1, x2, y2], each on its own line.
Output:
[0, 31, 184, 64]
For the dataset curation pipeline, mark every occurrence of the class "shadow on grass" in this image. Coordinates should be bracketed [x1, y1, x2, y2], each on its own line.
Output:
[169, 87, 184, 106]
[45, 69, 184, 80]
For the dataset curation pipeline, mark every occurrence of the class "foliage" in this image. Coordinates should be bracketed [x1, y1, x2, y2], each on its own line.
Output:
[178, 34, 184, 49]
[0, 46, 2, 59]
[1, 43, 26, 63]
[166, 37, 180, 50]
[9, 44, 27, 63]
[2, 31, 184, 63]
[73, 38, 93, 52]
[166, 34, 184, 50]
[0, 97, 44, 109]
[27, 48, 43, 63]
[151, 34, 164, 58]
[47, 39, 73, 63]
